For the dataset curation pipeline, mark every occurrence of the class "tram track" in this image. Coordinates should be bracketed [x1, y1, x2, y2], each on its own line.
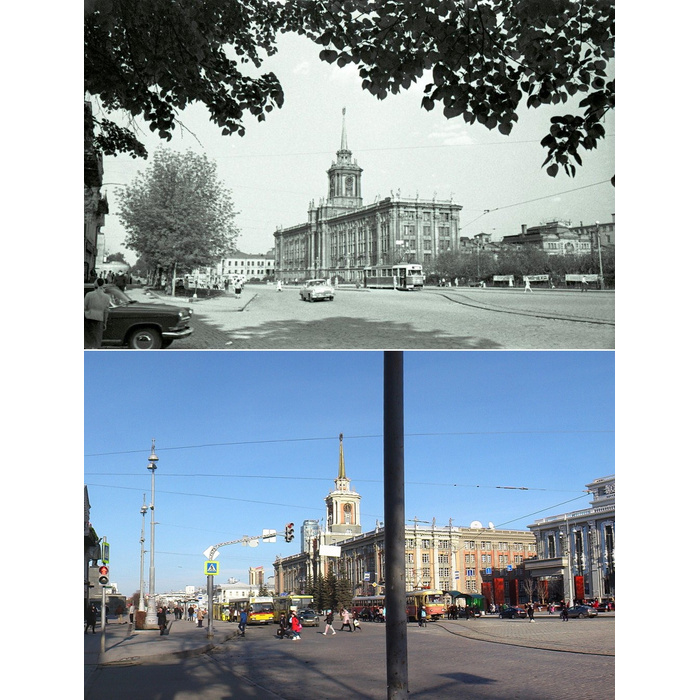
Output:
[433, 620, 615, 657]
[424, 289, 615, 326]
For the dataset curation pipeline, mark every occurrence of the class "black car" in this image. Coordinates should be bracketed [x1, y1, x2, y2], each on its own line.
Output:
[297, 609, 320, 627]
[498, 607, 528, 619]
[84, 284, 194, 349]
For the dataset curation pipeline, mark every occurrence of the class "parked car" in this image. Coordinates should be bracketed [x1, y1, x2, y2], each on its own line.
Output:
[84, 283, 194, 349]
[299, 279, 335, 302]
[568, 605, 598, 618]
[297, 609, 320, 627]
[498, 607, 527, 619]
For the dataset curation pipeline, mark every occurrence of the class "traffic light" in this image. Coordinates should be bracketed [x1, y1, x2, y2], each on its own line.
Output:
[285, 523, 295, 542]
[98, 565, 109, 586]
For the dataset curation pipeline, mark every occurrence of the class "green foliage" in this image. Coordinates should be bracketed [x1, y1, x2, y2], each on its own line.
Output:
[335, 576, 354, 612]
[105, 252, 128, 264]
[117, 148, 239, 273]
[324, 570, 339, 611]
[285, 0, 614, 178]
[85, 0, 285, 158]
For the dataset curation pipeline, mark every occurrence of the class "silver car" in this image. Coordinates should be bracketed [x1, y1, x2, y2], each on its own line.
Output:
[300, 279, 335, 302]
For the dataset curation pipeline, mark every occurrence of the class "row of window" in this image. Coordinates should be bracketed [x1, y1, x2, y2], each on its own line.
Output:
[405, 539, 533, 552]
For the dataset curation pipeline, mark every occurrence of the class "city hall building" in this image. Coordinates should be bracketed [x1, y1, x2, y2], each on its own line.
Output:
[274, 435, 538, 608]
[273, 110, 463, 284]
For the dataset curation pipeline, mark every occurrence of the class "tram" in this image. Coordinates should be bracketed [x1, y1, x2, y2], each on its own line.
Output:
[351, 589, 446, 621]
[363, 264, 424, 290]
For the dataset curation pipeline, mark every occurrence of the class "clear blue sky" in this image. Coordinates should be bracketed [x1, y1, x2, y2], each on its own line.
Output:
[99, 31, 615, 263]
[84, 350, 613, 597]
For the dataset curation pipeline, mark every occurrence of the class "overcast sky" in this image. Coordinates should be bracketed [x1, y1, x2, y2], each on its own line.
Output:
[84, 350, 614, 596]
[99, 31, 615, 264]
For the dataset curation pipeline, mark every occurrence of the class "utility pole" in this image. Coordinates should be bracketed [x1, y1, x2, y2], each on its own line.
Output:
[384, 351, 408, 699]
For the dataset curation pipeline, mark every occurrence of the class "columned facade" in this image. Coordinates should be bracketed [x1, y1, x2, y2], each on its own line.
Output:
[274, 110, 462, 283]
[525, 475, 615, 605]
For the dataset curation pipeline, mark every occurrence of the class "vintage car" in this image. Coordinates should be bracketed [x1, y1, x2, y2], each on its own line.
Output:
[299, 278, 335, 302]
[84, 283, 194, 349]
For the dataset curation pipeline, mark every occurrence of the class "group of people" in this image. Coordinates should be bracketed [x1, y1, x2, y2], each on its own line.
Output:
[277, 610, 303, 640]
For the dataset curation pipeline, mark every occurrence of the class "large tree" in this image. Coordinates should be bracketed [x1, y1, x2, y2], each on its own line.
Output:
[286, 0, 614, 179]
[117, 148, 239, 284]
[85, 0, 285, 159]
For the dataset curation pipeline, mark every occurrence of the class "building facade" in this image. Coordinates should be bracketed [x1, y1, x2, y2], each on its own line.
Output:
[219, 251, 275, 282]
[274, 435, 537, 607]
[274, 110, 463, 284]
[525, 474, 615, 605]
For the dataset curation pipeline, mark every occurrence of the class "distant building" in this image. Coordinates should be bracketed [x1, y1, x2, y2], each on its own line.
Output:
[525, 475, 615, 605]
[249, 566, 265, 589]
[274, 109, 462, 283]
[501, 221, 593, 255]
[220, 251, 275, 281]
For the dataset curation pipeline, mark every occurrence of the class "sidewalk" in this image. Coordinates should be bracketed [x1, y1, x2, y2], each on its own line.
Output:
[84, 618, 239, 669]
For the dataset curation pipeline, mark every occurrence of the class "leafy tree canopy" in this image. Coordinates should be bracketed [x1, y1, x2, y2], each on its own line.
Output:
[285, 0, 614, 178]
[117, 148, 239, 272]
[85, 0, 614, 178]
[85, 0, 284, 158]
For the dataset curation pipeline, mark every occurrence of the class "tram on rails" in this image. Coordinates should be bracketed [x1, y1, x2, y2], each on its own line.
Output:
[351, 589, 446, 621]
[363, 264, 424, 290]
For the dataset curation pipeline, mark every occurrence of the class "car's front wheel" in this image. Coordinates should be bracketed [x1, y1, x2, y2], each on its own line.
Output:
[128, 327, 163, 349]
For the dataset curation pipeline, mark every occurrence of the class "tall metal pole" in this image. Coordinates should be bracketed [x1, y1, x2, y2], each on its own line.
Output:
[139, 494, 147, 612]
[145, 440, 159, 628]
[384, 351, 408, 700]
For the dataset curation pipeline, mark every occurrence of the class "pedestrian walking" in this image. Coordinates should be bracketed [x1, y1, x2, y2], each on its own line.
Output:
[581, 277, 589, 292]
[85, 604, 97, 634]
[417, 604, 425, 627]
[129, 603, 135, 623]
[323, 610, 336, 636]
[187, 605, 195, 622]
[84, 278, 112, 348]
[340, 608, 353, 632]
[238, 608, 248, 637]
[276, 280, 283, 292]
[277, 613, 290, 638]
[352, 612, 362, 631]
[234, 280, 242, 298]
[524, 277, 532, 293]
[561, 605, 569, 621]
[158, 606, 168, 635]
[527, 604, 535, 622]
[290, 612, 302, 640]
[196, 607, 206, 628]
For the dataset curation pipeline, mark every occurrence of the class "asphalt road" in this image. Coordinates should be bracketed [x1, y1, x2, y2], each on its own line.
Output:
[151, 285, 614, 350]
[85, 616, 614, 700]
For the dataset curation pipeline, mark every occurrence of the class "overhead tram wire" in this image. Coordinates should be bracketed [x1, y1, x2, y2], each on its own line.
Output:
[84, 428, 613, 458]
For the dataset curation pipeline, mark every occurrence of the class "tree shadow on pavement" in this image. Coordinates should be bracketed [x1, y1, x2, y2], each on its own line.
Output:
[196, 316, 503, 349]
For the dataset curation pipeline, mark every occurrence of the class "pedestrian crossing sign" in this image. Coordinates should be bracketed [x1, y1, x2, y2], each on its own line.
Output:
[205, 560, 219, 575]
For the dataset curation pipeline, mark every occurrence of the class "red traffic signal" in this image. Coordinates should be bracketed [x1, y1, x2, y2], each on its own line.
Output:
[98, 565, 109, 585]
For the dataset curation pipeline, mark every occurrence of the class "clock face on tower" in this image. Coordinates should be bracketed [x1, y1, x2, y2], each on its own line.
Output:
[345, 176, 354, 196]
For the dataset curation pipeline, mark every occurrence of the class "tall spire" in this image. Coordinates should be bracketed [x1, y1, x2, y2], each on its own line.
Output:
[340, 107, 348, 151]
[338, 433, 346, 480]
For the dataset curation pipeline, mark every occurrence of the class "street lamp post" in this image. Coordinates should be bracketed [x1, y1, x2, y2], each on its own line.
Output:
[145, 440, 159, 628]
[138, 494, 147, 612]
